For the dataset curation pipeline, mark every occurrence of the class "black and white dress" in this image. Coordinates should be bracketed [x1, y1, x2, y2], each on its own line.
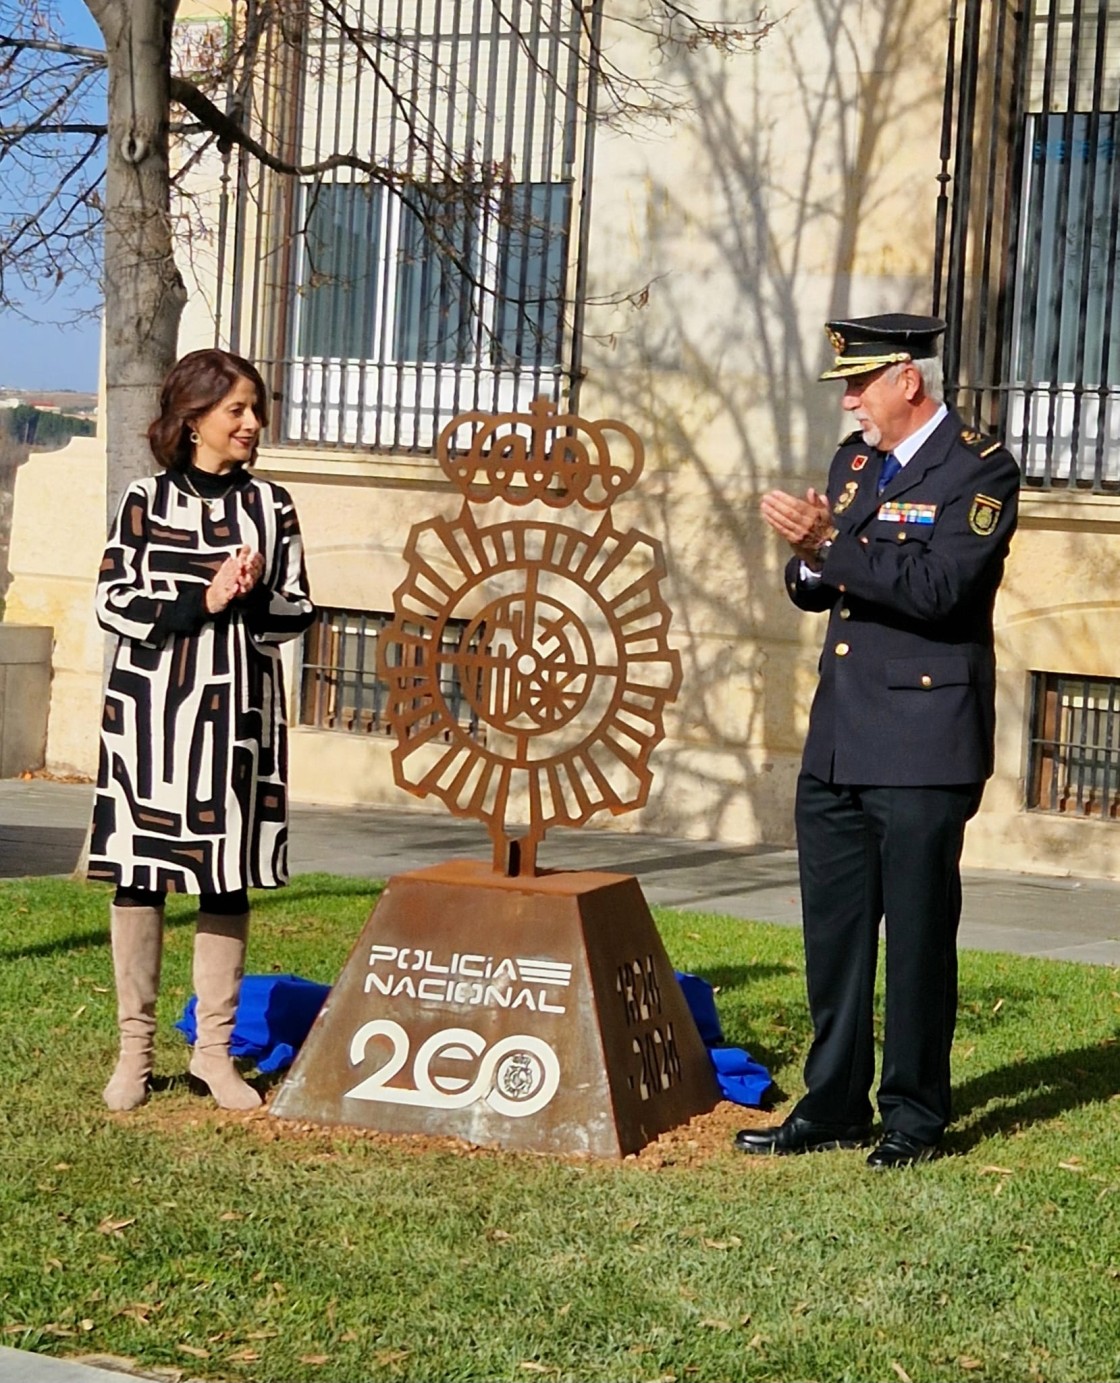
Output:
[89, 467, 315, 894]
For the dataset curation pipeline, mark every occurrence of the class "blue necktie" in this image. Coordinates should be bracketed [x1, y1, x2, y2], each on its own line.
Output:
[877, 451, 901, 494]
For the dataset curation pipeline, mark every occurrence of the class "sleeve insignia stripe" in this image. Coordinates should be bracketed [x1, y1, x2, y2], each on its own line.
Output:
[968, 493, 1002, 535]
[833, 480, 859, 513]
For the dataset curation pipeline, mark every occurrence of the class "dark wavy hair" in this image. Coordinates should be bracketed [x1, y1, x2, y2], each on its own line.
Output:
[147, 348, 269, 472]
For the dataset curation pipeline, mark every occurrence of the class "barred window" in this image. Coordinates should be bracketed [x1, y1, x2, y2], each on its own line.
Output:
[299, 607, 485, 742]
[1027, 672, 1120, 817]
[290, 180, 572, 444]
[939, 0, 1120, 489]
[273, 0, 591, 453]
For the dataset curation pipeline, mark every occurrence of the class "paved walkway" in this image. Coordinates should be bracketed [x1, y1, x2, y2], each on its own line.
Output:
[2, 777, 1120, 1382]
[2, 777, 1119, 964]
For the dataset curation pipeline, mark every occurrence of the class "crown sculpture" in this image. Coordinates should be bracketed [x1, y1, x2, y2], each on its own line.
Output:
[377, 396, 682, 876]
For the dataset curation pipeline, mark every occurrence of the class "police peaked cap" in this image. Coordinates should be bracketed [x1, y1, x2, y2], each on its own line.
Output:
[819, 314, 946, 380]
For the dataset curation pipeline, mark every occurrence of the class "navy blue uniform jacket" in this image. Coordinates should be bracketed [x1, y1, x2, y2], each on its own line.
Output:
[789, 408, 1020, 786]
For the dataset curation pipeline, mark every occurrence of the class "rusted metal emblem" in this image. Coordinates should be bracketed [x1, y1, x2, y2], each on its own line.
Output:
[377, 397, 681, 877]
[272, 401, 719, 1156]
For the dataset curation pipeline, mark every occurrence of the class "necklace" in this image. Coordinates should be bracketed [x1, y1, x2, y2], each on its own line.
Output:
[180, 468, 230, 511]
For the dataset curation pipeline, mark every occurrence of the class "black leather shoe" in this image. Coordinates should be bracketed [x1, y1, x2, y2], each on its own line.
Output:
[733, 1114, 872, 1156]
[866, 1130, 939, 1169]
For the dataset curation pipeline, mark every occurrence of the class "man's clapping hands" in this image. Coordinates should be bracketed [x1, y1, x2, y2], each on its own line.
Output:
[205, 545, 265, 614]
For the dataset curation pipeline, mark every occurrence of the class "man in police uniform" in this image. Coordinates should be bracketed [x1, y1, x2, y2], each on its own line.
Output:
[740, 313, 1019, 1168]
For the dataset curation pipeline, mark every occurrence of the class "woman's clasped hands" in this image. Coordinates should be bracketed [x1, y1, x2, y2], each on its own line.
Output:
[205, 544, 265, 614]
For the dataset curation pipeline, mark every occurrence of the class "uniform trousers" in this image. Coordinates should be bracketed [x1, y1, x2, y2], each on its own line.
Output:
[791, 772, 983, 1145]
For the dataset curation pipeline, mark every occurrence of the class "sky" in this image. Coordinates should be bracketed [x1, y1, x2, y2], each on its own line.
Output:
[0, 6, 105, 393]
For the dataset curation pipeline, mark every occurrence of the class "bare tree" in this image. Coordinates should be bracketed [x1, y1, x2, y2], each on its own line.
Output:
[0, 1, 776, 519]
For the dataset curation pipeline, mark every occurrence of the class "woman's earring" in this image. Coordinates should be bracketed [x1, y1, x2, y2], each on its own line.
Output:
[190, 431, 201, 444]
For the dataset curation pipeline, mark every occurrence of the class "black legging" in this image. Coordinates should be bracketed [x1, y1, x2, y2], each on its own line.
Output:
[114, 887, 249, 915]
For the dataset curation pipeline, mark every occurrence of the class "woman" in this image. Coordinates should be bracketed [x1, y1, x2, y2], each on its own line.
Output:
[90, 348, 315, 1112]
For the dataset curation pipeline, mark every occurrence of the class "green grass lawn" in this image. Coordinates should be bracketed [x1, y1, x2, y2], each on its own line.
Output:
[2, 874, 1119, 1383]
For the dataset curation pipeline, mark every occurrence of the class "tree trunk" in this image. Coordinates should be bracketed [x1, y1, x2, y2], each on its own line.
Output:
[85, 0, 186, 522]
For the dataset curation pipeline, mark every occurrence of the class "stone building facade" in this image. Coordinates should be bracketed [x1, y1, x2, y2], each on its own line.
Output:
[9, 0, 1120, 877]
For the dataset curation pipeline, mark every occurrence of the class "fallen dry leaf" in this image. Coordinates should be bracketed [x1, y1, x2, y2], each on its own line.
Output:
[958, 1357, 984, 1371]
[373, 1350, 411, 1366]
[978, 1166, 1013, 1176]
[115, 1303, 157, 1325]
[698, 1318, 733, 1332]
[1059, 1161, 1086, 1173]
[177, 1345, 210, 1359]
[298, 1355, 330, 1366]
[227, 1350, 261, 1363]
[218, 1211, 243, 1222]
[991, 998, 1004, 1014]
[97, 1217, 136, 1237]
[891, 1364, 913, 1383]
[2, 1325, 30, 1335]
[701, 1236, 742, 1250]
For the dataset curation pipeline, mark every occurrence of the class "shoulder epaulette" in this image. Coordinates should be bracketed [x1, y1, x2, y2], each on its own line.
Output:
[841, 429, 864, 446]
[959, 427, 1004, 459]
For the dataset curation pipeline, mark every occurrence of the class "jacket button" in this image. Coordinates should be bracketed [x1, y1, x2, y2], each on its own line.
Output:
[835, 642, 850, 657]
[921, 674, 933, 688]
[839, 607, 851, 620]
[896, 531, 906, 542]
[860, 536, 869, 546]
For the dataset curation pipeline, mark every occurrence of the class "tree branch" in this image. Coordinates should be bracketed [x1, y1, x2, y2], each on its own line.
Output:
[169, 72, 401, 184]
[0, 34, 105, 63]
[0, 122, 106, 136]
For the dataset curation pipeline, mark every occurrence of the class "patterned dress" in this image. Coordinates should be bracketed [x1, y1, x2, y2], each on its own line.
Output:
[89, 468, 315, 894]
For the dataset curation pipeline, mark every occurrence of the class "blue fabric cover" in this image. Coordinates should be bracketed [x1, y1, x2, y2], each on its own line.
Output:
[176, 973, 329, 1073]
[176, 969, 769, 1101]
[675, 970, 772, 1107]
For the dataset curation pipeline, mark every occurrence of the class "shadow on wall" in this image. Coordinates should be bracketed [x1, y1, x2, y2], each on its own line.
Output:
[585, 0, 949, 843]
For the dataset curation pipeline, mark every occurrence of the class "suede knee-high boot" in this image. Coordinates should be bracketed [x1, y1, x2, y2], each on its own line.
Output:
[103, 904, 164, 1111]
[188, 912, 261, 1110]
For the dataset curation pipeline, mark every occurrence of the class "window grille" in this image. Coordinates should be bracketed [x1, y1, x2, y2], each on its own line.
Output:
[1027, 672, 1120, 816]
[214, 0, 597, 455]
[937, 0, 1120, 490]
[299, 607, 485, 742]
